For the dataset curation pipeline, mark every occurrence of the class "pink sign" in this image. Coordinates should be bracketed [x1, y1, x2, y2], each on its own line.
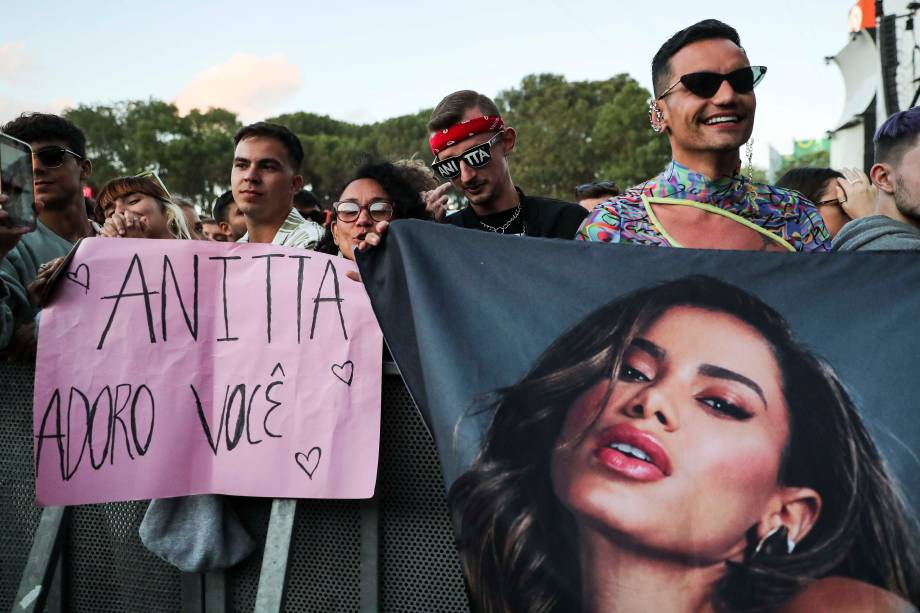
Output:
[33, 238, 382, 506]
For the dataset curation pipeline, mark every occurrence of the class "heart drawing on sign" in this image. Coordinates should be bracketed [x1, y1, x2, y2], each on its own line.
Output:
[295, 448, 322, 479]
[331, 360, 354, 386]
[65, 263, 90, 293]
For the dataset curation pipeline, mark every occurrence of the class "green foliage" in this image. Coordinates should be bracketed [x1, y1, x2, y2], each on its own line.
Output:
[65, 100, 241, 208]
[269, 109, 432, 201]
[497, 73, 671, 200]
[62, 72, 671, 206]
[774, 149, 831, 180]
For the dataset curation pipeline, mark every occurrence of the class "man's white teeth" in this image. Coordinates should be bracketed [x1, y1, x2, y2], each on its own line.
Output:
[705, 116, 739, 125]
[610, 443, 652, 463]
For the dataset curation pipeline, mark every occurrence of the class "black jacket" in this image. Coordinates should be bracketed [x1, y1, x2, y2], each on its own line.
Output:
[445, 188, 587, 239]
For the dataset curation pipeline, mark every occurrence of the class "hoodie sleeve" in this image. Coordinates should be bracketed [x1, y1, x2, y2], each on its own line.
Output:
[832, 216, 920, 251]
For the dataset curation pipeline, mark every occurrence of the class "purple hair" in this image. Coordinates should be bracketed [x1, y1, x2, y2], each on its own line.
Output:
[874, 107, 920, 165]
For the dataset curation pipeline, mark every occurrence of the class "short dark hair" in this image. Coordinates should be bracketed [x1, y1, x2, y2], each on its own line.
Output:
[292, 189, 321, 208]
[2, 112, 87, 158]
[874, 107, 920, 167]
[212, 190, 235, 223]
[775, 167, 844, 204]
[575, 180, 621, 201]
[428, 90, 501, 132]
[200, 217, 218, 225]
[316, 160, 431, 255]
[233, 121, 304, 173]
[651, 19, 743, 97]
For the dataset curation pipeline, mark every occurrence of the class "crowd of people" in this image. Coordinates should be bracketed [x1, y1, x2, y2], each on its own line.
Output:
[1, 16, 919, 613]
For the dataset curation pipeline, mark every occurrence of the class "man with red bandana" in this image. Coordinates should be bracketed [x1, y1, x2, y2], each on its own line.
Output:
[577, 20, 830, 252]
[427, 90, 587, 238]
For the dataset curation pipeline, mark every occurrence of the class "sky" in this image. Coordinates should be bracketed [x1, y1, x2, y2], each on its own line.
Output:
[1, 0, 856, 168]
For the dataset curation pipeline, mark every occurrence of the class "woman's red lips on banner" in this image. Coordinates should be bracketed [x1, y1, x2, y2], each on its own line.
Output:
[594, 423, 673, 481]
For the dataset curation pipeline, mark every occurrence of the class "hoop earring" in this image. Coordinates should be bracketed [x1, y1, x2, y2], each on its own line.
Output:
[648, 100, 665, 133]
[745, 138, 755, 182]
[753, 525, 795, 558]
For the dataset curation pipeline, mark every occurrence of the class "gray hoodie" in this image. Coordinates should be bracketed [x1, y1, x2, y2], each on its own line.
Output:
[832, 215, 920, 251]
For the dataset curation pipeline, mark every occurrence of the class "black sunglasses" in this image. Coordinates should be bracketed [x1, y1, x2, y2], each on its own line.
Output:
[431, 131, 503, 180]
[658, 66, 767, 100]
[33, 146, 83, 168]
[333, 200, 395, 223]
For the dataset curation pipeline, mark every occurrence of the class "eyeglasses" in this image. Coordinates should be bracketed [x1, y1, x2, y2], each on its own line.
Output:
[815, 197, 846, 207]
[658, 66, 767, 100]
[33, 146, 83, 168]
[431, 131, 503, 180]
[333, 200, 395, 223]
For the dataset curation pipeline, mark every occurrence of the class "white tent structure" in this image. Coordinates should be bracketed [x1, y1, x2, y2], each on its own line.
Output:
[829, 0, 920, 169]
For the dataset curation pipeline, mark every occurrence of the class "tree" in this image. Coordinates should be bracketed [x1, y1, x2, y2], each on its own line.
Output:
[365, 110, 431, 164]
[299, 133, 370, 201]
[62, 73, 680, 207]
[496, 74, 671, 201]
[65, 100, 241, 207]
[774, 149, 831, 180]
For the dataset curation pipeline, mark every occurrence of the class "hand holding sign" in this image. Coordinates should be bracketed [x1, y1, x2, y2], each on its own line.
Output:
[33, 238, 383, 506]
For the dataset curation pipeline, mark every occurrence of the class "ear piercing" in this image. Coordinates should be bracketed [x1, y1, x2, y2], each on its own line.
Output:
[648, 100, 665, 133]
[753, 524, 796, 557]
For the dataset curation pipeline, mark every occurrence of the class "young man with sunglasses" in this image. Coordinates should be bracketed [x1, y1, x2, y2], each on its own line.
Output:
[231, 122, 324, 248]
[0, 113, 99, 354]
[578, 20, 830, 252]
[427, 90, 587, 238]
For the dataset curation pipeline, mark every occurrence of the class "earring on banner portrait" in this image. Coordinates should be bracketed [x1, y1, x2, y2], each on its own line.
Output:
[648, 100, 665, 133]
[752, 524, 796, 559]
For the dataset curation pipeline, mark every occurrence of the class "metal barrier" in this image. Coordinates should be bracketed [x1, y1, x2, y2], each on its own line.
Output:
[0, 362, 469, 612]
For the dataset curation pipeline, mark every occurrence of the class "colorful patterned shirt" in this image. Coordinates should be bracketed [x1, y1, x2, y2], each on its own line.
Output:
[238, 207, 324, 249]
[576, 160, 831, 252]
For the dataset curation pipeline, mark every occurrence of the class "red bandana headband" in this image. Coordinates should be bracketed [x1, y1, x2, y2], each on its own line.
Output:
[429, 115, 505, 155]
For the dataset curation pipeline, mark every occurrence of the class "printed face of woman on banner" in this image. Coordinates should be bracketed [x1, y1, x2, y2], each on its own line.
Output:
[450, 276, 919, 612]
[551, 306, 818, 563]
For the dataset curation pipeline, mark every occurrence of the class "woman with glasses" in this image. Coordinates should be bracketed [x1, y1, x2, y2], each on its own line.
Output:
[317, 160, 431, 261]
[96, 173, 191, 240]
[776, 167, 853, 238]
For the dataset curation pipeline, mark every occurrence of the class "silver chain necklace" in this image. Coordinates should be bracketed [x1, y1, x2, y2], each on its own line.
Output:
[479, 202, 523, 234]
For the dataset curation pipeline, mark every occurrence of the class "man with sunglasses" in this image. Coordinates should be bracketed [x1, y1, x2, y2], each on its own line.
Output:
[578, 20, 830, 252]
[0, 113, 99, 354]
[428, 90, 587, 238]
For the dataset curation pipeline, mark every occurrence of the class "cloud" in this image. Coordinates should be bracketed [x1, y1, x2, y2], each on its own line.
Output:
[0, 96, 74, 126]
[0, 42, 36, 85]
[175, 54, 303, 122]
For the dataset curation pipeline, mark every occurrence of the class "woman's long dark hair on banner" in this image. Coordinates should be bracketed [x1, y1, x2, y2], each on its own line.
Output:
[449, 275, 920, 612]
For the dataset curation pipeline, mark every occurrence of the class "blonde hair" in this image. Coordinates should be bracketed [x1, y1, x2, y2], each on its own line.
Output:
[96, 176, 192, 240]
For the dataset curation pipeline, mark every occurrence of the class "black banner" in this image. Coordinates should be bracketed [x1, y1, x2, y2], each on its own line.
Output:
[358, 220, 920, 611]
